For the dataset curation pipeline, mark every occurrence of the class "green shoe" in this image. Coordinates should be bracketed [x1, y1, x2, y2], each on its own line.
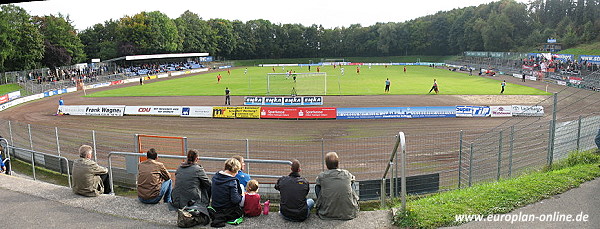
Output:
[227, 217, 243, 225]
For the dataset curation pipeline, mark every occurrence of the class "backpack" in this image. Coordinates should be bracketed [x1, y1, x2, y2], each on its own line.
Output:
[176, 204, 210, 228]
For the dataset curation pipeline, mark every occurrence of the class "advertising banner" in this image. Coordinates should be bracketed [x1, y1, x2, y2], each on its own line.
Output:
[260, 107, 336, 119]
[7, 91, 21, 100]
[110, 80, 124, 85]
[213, 107, 236, 118]
[235, 106, 261, 119]
[580, 55, 600, 64]
[244, 96, 323, 106]
[124, 106, 182, 116]
[337, 106, 455, 119]
[66, 87, 77, 93]
[0, 95, 8, 104]
[144, 75, 158, 80]
[181, 106, 213, 118]
[456, 106, 490, 117]
[512, 105, 544, 117]
[59, 105, 125, 116]
[157, 73, 169, 78]
[490, 106, 513, 117]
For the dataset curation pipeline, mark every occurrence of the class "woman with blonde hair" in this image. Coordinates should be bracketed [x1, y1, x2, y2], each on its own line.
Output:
[210, 158, 244, 227]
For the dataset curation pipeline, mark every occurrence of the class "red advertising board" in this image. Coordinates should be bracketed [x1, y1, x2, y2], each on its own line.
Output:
[110, 80, 124, 85]
[0, 94, 8, 104]
[260, 107, 336, 119]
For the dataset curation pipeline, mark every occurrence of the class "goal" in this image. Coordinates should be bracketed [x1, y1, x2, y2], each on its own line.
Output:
[136, 134, 187, 171]
[266, 72, 327, 95]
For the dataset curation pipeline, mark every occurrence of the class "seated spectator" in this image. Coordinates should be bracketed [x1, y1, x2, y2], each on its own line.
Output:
[137, 148, 172, 204]
[0, 145, 9, 175]
[275, 159, 313, 222]
[72, 145, 110, 197]
[315, 152, 359, 220]
[243, 180, 262, 217]
[233, 155, 251, 189]
[210, 158, 244, 227]
[171, 149, 211, 209]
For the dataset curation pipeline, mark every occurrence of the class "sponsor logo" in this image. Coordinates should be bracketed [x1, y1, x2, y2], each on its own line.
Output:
[138, 108, 151, 112]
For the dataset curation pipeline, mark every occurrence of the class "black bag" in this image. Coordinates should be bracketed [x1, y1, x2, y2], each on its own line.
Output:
[176, 203, 210, 228]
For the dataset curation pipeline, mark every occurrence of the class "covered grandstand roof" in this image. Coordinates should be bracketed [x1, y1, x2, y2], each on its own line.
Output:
[104, 53, 209, 62]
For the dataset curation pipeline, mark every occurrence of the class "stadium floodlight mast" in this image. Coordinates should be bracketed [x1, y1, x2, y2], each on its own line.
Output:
[266, 72, 327, 95]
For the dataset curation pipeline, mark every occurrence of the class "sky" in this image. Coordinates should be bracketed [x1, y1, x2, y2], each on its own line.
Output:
[12, 0, 529, 31]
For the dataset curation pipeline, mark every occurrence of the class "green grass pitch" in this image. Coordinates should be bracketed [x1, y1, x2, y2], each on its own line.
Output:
[87, 65, 550, 97]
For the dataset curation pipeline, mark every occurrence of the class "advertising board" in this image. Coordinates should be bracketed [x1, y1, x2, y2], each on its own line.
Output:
[181, 106, 213, 118]
[213, 107, 236, 118]
[260, 107, 336, 119]
[124, 106, 182, 116]
[59, 105, 125, 116]
[244, 96, 323, 106]
[490, 106, 513, 117]
[0, 95, 8, 104]
[7, 91, 21, 100]
[337, 106, 455, 119]
[235, 106, 261, 119]
[512, 105, 544, 117]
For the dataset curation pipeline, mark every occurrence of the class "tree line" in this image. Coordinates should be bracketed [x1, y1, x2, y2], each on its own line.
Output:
[0, 0, 599, 73]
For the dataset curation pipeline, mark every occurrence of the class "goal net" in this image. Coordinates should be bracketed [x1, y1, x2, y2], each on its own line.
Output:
[266, 72, 327, 95]
[136, 134, 187, 172]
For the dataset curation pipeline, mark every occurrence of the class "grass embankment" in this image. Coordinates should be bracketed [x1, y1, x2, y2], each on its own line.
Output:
[0, 83, 23, 95]
[393, 150, 600, 228]
[232, 56, 453, 66]
[558, 41, 600, 56]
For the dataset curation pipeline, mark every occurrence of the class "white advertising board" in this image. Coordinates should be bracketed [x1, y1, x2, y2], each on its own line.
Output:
[181, 106, 213, 118]
[7, 91, 21, 100]
[512, 105, 544, 117]
[59, 105, 125, 116]
[124, 106, 182, 116]
[490, 106, 513, 117]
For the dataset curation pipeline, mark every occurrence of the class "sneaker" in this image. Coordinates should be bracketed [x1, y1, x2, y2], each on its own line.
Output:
[226, 217, 243, 225]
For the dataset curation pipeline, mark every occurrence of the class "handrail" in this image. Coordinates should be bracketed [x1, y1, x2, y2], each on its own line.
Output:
[5, 145, 71, 188]
[380, 132, 405, 209]
[107, 151, 292, 195]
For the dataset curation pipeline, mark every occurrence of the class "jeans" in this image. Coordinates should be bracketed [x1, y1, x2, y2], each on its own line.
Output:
[280, 199, 315, 222]
[138, 179, 173, 204]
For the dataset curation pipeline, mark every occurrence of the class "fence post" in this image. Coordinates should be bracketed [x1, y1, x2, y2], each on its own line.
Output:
[468, 142, 473, 187]
[547, 93, 558, 166]
[509, 126, 514, 177]
[497, 130, 503, 181]
[31, 152, 36, 181]
[55, 127, 61, 157]
[399, 132, 407, 211]
[321, 138, 325, 171]
[8, 120, 13, 145]
[576, 115, 582, 151]
[92, 130, 97, 161]
[246, 139, 250, 174]
[28, 124, 33, 150]
[458, 130, 463, 189]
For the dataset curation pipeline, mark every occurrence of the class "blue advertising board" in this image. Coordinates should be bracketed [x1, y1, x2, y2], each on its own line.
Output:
[456, 106, 490, 117]
[244, 96, 323, 106]
[580, 55, 600, 64]
[336, 106, 455, 120]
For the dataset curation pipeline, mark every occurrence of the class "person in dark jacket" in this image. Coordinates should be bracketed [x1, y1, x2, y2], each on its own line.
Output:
[170, 150, 211, 209]
[275, 159, 313, 222]
[210, 158, 244, 227]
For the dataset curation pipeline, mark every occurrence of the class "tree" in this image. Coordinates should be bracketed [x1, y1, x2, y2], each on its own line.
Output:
[174, 11, 217, 54]
[79, 20, 119, 61]
[207, 19, 238, 58]
[0, 4, 44, 72]
[117, 11, 181, 55]
[34, 14, 86, 66]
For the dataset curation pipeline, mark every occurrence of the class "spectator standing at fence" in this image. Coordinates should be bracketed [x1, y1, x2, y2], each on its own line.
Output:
[243, 180, 263, 217]
[210, 158, 244, 227]
[232, 155, 251, 189]
[276, 159, 313, 222]
[315, 152, 359, 220]
[72, 145, 111, 197]
[170, 149, 211, 209]
[137, 148, 172, 204]
[225, 87, 231, 105]
[500, 80, 506, 94]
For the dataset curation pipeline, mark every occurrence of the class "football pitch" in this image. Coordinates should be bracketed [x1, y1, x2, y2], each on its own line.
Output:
[87, 65, 550, 97]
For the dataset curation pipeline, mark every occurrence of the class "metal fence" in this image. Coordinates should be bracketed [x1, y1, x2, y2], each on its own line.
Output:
[1, 110, 598, 201]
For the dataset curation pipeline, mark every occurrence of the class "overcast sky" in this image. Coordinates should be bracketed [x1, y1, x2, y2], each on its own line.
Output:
[13, 0, 529, 31]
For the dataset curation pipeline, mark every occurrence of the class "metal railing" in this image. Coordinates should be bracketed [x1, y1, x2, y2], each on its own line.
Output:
[5, 145, 71, 188]
[380, 132, 406, 209]
[107, 151, 291, 195]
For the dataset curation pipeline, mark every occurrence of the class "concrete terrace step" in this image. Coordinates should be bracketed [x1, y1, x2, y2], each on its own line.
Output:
[0, 174, 394, 228]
